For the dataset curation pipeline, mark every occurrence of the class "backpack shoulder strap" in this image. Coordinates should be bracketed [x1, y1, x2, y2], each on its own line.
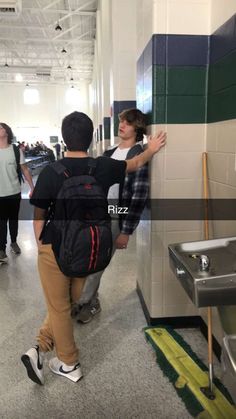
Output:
[13, 143, 20, 164]
[51, 161, 69, 177]
[103, 147, 118, 158]
[12, 144, 24, 183]
[51, 159, 98, 178]
[126, 144, 143, 159]
[87, 158, 97, 176]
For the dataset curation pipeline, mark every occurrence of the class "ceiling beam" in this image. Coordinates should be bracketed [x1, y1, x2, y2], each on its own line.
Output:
[23, 8, 96, 16]
[0, 37, 93, 44]
[42, 0, 62, 10]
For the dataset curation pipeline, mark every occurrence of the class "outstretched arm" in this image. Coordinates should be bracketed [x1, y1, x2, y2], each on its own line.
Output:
[125, 131, 166, 173]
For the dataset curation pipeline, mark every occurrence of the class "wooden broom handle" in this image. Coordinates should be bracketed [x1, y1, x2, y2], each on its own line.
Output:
[202, 152, 209, 240]
[202, 152, 213, 365]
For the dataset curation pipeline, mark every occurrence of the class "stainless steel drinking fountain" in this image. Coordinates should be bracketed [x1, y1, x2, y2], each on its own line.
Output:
[168, 236, 236, 402]
[168, 237, 236, 308]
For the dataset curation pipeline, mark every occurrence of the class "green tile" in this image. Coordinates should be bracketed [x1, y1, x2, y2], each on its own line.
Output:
[208, 51, 236, 94]
[152, 95, 166, 124]
[167, 67, 207, 95]
[167, 95, 206, 123]
[153, 66, 166, 95]
[207, 86, 236, 122]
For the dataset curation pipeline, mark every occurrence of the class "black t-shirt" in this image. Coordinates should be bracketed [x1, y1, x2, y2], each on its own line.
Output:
[30, 156, 126, 243]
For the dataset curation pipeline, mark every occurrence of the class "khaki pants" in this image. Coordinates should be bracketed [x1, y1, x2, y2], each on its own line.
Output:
[37, 244, 86, 365]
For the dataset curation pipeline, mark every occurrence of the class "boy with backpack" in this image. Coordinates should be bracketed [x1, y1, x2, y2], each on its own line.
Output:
[75, 108, 150, 323]
[21, 111, 166, 385]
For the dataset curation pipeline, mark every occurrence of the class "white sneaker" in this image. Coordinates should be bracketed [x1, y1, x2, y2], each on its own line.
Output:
[21, 345, 44, 385]
[49, 357, 83, 383]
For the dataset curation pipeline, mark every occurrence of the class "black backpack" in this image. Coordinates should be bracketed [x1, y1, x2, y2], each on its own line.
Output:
[50, 159, 112, 277]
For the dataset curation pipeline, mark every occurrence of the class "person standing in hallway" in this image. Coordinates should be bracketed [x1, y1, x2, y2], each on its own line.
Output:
[75, 108, 150, 323]
[60, 140, 65, 158]
[53, 142, 61, 160]
[0, 123, 34, 263]
[21, 111, 166, 385]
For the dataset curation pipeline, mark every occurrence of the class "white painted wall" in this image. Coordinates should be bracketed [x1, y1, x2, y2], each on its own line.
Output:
[210, 0, 236, 33]
[111, 0, 137, 101]
[161, 0, 211, 35]
[136, 0, 154, 59]
[136, 0, 211, 59]
[0, 83, 90, 144]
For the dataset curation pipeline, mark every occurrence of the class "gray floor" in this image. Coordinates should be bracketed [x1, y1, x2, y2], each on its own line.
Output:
[0, 210, 221, 418]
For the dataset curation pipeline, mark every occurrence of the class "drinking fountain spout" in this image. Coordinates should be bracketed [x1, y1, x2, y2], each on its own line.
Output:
[199, 254, 210, 271]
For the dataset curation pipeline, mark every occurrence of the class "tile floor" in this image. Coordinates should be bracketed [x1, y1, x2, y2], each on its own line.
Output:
[0, 192, 223, 418]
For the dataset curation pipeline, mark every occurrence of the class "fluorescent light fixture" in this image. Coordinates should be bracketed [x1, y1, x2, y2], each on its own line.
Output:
[55, 22, 62, 31]
[65, 86, 80, 106]
[23, 86, 40, 105]
[15, 73, 23, 82]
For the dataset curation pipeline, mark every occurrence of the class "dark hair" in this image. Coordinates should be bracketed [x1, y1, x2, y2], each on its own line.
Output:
[0, 122, 14, 144]
[118, 108, 147, 142]
[61, 111, 94, 151]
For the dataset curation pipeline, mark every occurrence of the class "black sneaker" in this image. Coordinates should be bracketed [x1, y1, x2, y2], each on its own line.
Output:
[10, 242, 21, 254]
[21, 345, 44, 385]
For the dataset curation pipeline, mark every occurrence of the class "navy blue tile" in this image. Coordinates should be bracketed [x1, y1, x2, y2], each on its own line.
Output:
[166, 35, 209, 66]
[210, 14, 236, 63]
[153, 34, 167, 65]
[103, 116, 110, 126]
[113, 101, 136, 114]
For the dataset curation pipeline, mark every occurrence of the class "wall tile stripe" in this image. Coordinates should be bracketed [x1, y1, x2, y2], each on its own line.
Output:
[137, 13, 236, 124]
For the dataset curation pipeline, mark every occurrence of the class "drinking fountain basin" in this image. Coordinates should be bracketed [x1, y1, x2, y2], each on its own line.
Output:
[168, 236, 236, 308]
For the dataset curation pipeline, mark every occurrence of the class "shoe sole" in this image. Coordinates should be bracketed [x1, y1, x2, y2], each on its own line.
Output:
[77, 316, 93, 324]
[21, 354, 43, 385]
[49, 365, 83, 383]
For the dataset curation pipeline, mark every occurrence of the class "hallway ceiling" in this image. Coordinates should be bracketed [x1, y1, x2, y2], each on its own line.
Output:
[0, 0, 97, 85]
